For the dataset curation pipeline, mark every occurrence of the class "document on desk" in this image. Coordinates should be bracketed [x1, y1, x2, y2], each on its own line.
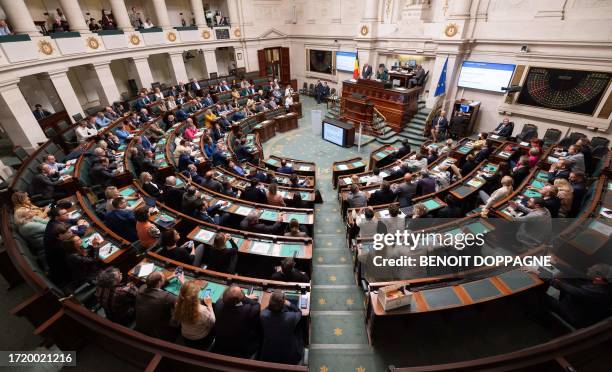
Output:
[250, 241, 272, 255]
[589, 220, 612, 237]
[136, 263, 155, 278]
[194, 229, 215, 243]
[235, 206, 252, 216]
[337, 164, 348, 171]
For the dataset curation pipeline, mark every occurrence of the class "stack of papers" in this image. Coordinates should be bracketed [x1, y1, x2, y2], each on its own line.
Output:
[194, 229, 215, 243]
[137, 263, 155, 278]
[250, 241, 272, 254]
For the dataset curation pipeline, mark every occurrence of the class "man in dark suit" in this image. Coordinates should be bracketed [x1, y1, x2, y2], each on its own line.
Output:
[188, 78, 201, 94]
[135, 271, 179, 341]
[474, 141, 493, 163]
[393, 139, 411, 160]
[416, 171, 436, 196]
[240, 211, 283, 235]
[430, 110, 448, 142]
[202, 94, 214, 107]
[104, 197, 138, 242]
[30, 163, 64, 200]
[213, 285, 261, 358]
[409, 65, 425, 87]
[361, 63, 372, 79]
[182, 164, 204, 185]
[162, 176, 186, 211]
[392, 173, 416, 207]
[32, 104, 52, 120]
[493, 117, 514, 138]
[259, 290, 303, 365]
[90, 157, 115, 187]
[368, 181, 396, 205]
[314, 80, 324, 104]
[241, 178, 267, 204]
[277, 159, 294, 174]
[271, 257, 309, 283]
[202, 170, 223, 193]
[542, 185, 561, 218]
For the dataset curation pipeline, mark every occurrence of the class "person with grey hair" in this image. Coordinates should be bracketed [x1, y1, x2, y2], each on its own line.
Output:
[239, 210, 284, 234]
[162, 176, 185, 210]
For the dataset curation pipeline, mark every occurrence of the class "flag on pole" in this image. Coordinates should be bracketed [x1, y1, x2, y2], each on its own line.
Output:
[353, 51, 360, 80]
[434, 57, 448, 97]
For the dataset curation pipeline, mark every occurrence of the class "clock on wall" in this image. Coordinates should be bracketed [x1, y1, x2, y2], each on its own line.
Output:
[444, 23, 459, 37]
[87, 37, 100, 50]
[202, 30, 211, 39]
[167, 32, 177, 42]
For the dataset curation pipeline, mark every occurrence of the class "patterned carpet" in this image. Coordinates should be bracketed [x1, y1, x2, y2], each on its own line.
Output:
[263, 97, 385, 372]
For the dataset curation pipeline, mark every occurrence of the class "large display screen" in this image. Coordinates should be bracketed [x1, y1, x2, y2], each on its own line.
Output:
[309, 50, 333, 74]
[323, 122, 345, 146]
[458, 61, 515, 93]
[336, 51, 357, 72]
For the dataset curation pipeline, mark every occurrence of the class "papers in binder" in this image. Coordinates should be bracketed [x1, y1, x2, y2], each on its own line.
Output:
[137, 263, 155, 278]
[250, 241, 271, 254]
[235, 206, 252, 216]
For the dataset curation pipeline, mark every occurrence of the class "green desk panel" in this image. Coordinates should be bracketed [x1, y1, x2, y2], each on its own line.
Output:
[462, 279, 502, 301]
[280, 244, 303, 257]
[288, 213, 308, 224]
[498, 270, 536, 291]
[423, 199, 441, 211]
[421, 286, 462, 309]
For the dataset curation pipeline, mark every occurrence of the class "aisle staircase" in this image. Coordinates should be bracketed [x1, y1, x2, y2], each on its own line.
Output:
[308, 182, 382, 372]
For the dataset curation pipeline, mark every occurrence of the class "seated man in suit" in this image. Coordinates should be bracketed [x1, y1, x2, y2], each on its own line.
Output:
[234, 138, 254, 163]
[416, 171, 436, 196]
[392, 173, 417, 207]
[430, 110, 448, 143]
[162, 176, 185, 211]
[135, 271, 180, 341]
[104, 197, 138, 242]
[188, 78, 202, 94]
[241, 178, 267, 204]
[271, 257, 309, 283]
[202, 170, 223, 193]
[175, 104, 190, 122]
[29, 163, 66, 200]
[393, 139, 411, 160]
[376, 64, 389, 81]
[368, 181, 397, 205]
[182, 163, 204, 185]
[213, 285, 261, 357]
[202, 93, 215, 107]
[259, 290, 304, 365]
[512, 155, 531, 186]
[32, 104, 52, 120]
[548, 159, 571, 183]
[90, 157, 115, 187]
[493, 117, 514, 138]
[240, 211, 284, 235]
[408, 65, 425, 87]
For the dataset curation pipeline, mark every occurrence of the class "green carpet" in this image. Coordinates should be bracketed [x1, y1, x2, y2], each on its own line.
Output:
[263, 96, 384, 372]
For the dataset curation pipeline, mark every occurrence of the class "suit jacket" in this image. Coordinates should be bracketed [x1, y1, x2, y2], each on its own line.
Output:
[368, 189, 396, 206]
[416, 177, 436, 196]
[206, 239, 238, 273]
[259, 304, 303, 364]
[203, 97, 214, 107]
[202, 177, 223, 193]
[241, 186, 267, 204]
[213, 297, 261, 357]
[239, 219, 281, 235]
[135, 287, 178, 341]
[544, 196, 561, 218]
[394, 182, 417, 207]
[270, 269, 309, 283]
[512, 166, 531, 186]
[90, 163, 114, 187]
[30, 173, 58, 199]
[162, 186, 185, 211]
[362, 65, 372, 79]
[104, 208, 138, 242]
[432, 116, 448, 130]
[495, 122, 514, 138]
[136, 97, 150, 110]
[142, 181, 161, 198]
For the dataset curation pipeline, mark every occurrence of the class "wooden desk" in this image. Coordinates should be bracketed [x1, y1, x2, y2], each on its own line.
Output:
[388, 71, 415, 88]
[253, 119, 276, 142]
[265, 155, 316, 177]
[369, 144, 398, 170]
[332, 157, 366, 188]
[289, 102, 302, 118]
[275, 113, 299, 133]
[342, 79, 421, 132]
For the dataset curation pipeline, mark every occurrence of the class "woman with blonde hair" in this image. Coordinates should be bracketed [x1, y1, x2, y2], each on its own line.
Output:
[154, 87, 164, 101]
[554, 178, 574, 217]
[266, 183, 286, 206]
[14, 208, 47, 255]
[173, 280, 215, 348]
[165, 95, 177, 111]
[480, 175, 514, 216]
[12, 191, 49, 220]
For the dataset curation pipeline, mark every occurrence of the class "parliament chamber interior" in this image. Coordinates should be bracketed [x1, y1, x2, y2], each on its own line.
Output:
[0, 1, 611, 371]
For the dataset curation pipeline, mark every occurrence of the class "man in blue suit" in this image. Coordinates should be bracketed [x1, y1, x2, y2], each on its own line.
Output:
[135, 92, 151, 110]
[430, 110, 448, 142]
[493, 117, 514, 138]
[202, 94, 214, 107]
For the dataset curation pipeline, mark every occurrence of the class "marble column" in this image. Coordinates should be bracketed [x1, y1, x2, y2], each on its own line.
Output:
[203, 50, 218, 78]
[109, 0, 134, 32]
[47, 69, 84, 123]
[168, 52, 188, 85]
[361, 0, 380, 22]
[131, 57, 154, 90]
[189, 0, 206, 28]
[226, 0, 241, 27]
[91, 62, 121, 106]
[152, 0, 172, 29]
[0, 0, 39, 36]
[0, 80, 47, 152]
[58, 0, 90, 33]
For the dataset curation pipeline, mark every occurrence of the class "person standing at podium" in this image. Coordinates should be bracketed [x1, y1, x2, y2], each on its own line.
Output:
[362, 63, 373, 79]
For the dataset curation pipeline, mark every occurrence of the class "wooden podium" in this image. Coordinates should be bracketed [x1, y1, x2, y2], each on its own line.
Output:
[341, 79, 421, 133]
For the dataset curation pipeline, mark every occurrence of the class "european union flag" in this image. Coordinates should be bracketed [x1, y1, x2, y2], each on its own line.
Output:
[434, 57, 448, 97]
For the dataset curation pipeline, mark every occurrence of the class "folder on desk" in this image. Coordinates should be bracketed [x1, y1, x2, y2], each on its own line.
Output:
[337, 164, 348, 171]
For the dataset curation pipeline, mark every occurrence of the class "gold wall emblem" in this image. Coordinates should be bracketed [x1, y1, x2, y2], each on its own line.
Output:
[202, 30, 211, 39]
[129, 34, 141, 45]
[360, 25, 369, 36]
[87, 37, 100, 49]
[444, 23, 459, 37]
[167, 32, 177, 42]
[234, 28, 241, 37]
[38, 40, 53, 55]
